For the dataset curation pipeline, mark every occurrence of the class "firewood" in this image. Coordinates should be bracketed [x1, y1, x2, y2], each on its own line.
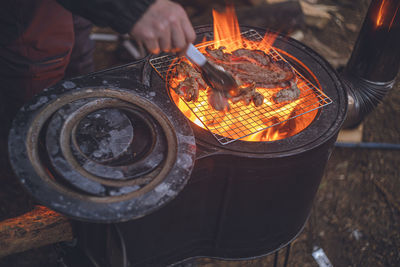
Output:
[0, 206, 74, 258]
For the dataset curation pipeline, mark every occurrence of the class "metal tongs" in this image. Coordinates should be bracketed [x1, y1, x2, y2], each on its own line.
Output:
[185, 44, 240, 97]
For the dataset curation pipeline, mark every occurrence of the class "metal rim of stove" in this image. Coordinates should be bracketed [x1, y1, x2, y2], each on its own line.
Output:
[27, 89, 178, 201]
[72, 105, 152, 165]
[73, 107, 135, 164]
[46, 98, 167, 189]
[145, 25, 347, 156]
[8, 84, 197, 222]
[150, 28, 333, 146]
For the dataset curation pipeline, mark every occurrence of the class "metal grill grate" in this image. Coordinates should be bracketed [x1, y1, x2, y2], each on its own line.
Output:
[150, 29, 333, 145]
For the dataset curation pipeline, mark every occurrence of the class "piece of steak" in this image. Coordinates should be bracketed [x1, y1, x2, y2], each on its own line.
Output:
[207, 88, 230, 112]
[272, 81, 301, 103]
[171, 61, 207, 102]
[231, 49, 271, 66]
[170, 46, 300, 111]
[206, 47, 296, 89]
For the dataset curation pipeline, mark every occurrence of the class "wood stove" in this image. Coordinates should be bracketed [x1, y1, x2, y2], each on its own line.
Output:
[8, 23, 347, 266]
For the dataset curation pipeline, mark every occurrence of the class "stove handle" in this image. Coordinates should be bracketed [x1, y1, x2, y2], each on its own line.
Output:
[195, 143, 225, 159]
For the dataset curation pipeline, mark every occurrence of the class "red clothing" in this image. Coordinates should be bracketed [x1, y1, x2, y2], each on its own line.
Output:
[0, 0, 154, 102]
[0, 0, 73, 102]
[0, 0, 152, 172]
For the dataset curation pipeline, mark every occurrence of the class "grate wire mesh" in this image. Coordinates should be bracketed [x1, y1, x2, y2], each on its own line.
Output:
[150, 29, 333, 145]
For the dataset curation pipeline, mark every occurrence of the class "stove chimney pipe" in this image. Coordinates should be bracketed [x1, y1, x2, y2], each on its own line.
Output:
[342, 0, 400, 128]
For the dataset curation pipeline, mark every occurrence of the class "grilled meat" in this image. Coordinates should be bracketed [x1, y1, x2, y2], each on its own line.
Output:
[175, 77, 199, 102]
[205, 46, 230, 61]
[272, 81, 300, 103]
[207, 88, 230, 112]
[171, 46, 299, 111]
[206, 47, 296, 89]
[252, 92, 264, 107]
[171, 61, 207, 102]
[231, 49, 271, 66]
[230, 82, 264, 107]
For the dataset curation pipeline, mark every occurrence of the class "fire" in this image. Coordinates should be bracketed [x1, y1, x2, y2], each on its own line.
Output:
[213, 6, 241, 51]
[375, 0, 400, 30]
[213, 6, 277, 53]
[169, 6, 320, 142]
[376, 0, 388, 27]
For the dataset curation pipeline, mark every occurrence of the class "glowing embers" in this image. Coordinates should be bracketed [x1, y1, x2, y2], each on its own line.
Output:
[169, 68, 322, 143]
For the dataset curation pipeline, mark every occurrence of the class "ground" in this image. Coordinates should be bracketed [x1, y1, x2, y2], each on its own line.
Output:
[0, 0, 399, 266]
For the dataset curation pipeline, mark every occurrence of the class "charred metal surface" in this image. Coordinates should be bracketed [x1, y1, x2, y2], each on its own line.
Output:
[345, 0, 400, 83]
[45, 97, 168, 193]
[112, 144, 333, 266]
[342, 0, 400, 128]
[74, 108, 134, 164]
[8, 75, 196, 223]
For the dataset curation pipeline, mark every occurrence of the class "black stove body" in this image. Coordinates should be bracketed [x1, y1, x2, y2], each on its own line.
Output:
[8, 27, 347, 266]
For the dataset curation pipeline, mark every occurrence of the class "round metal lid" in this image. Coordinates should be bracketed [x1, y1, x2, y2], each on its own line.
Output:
[8, 81, 196, 223]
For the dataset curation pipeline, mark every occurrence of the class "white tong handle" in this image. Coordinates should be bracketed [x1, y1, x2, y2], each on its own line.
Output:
[185, 44, 207, 67]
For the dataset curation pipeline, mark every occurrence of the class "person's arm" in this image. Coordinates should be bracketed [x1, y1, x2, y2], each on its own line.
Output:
[57, 0, 154, 34]
[57, 0, 195, 54]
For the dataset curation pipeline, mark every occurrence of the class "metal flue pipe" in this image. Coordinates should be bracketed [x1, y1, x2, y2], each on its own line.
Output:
[342, 0, 400, 128]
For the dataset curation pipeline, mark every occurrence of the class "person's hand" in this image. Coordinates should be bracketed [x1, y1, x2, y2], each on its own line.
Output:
[130, 0, 196, 54]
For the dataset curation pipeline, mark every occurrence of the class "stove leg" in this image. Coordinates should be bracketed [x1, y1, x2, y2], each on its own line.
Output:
[273, 242, 292, 267]
[283, 243, 291, 267]
[273, 250, 279, 267]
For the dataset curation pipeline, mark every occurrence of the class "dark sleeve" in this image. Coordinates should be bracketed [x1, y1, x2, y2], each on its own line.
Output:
[56, 0, 156, 34]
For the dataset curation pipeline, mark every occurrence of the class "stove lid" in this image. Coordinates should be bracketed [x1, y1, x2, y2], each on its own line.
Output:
[8, 81, 196, 223]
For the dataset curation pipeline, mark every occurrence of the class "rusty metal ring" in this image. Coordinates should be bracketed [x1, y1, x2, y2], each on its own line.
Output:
[54, 98, 165, 187]
[26, 88, 178, 203]
[70, 106, 135, 165]
[70, 104, 155, 166]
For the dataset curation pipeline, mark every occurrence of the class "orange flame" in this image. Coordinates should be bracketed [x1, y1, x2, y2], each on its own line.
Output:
[376, 0, 387, 27]
[389, 4, 400, 30]
[169, 6, 319, 142]
[375, 0, 400, 30]
[213, 6, 241, 51]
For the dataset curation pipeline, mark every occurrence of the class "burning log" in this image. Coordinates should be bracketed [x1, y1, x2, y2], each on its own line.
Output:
[0, 206, 74, 258]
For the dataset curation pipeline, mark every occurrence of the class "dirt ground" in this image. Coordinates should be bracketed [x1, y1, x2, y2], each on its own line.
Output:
[1, 0, 399, 266]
